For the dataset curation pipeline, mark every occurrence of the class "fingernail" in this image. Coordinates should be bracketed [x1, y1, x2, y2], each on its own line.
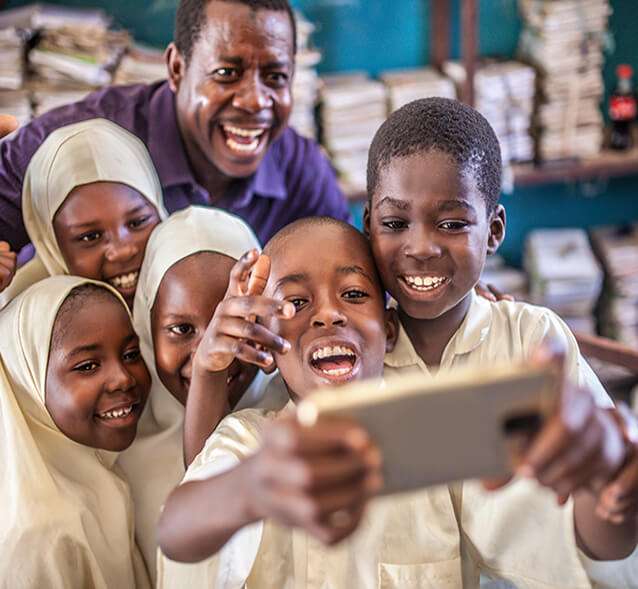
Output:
[263, 354, 273, 365]
[279, 303, 295, 318]
[281, 340, 291, 352]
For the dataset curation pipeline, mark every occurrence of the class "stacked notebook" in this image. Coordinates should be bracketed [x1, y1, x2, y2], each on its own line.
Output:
[113, 44, 165, 86]
[518, 0, 611, 161]
[525, 228, 603, 334]
[380, 67, 456, 113]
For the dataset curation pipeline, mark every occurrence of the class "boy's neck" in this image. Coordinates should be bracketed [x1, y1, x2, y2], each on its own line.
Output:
[398, 292, 473, 367]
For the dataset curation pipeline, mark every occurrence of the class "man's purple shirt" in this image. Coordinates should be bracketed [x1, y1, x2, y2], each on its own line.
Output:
[0, 80, 350, 252]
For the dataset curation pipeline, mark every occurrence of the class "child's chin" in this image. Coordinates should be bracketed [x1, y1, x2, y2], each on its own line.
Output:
[98, 428, 138, 452]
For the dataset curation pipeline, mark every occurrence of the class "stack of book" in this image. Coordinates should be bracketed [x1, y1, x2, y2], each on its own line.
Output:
[289, 12, 321, 139]
[480, 255, 528, 301]
[518, 0, 611, 161]
[380, 67, 456, 113]
[113, 44, 165, 86]
[444, 60, 536, 165]
[525, 228, 603, 334]
[591, 225, 638, 347]
[0, 27, 26, 90]
[319, 73, 387, 195]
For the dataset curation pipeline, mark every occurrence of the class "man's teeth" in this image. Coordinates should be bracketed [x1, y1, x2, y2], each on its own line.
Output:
[98, 405, 133, 420]
[312, 345, 356, 361]
[109, 271, 139, 290]
[223, 125, 265, 138]
[223, 125, 265, 154]
[403, 275, 447, 291]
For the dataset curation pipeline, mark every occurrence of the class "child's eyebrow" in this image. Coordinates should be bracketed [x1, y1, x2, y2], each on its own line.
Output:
[64, 343, 100, 361]
[273, 273, 307, 293]
[436, 199, 477, 214]
[336, 265, 376, 285]
[65, 204, 151, 230]
[374, 196, 410, 211]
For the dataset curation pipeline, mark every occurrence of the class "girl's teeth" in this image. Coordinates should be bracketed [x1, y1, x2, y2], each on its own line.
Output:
[109, 272, 139, 289]
[99, 405, 133, 420]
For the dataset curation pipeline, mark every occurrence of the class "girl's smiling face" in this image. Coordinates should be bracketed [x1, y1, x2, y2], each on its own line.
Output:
[53, 181, 161, 308]
[45, 286, 150, 452]
[151, 252, 259, 407]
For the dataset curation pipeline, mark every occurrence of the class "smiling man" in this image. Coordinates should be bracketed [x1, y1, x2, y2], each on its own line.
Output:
[0, 0, 349, 255]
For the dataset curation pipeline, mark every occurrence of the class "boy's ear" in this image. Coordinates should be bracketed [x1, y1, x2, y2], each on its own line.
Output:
[487, 204, 506, 255]
[384, 307, 399, 354]
[363, 203, 371, 238]
[165, 43, 184, 93]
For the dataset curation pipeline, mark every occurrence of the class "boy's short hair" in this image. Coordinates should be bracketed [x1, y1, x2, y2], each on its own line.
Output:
[175, 0, 297, 65]
[263, 216, 384, 297]
[367, 97, 502, 213]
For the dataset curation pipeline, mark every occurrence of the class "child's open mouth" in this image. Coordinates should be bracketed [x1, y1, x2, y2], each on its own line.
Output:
[309, 344, 359, 382]
[220, 124, 268, 155]
[95, 401, 140, 428]
[400, 274, 449, 295]
[108, 270, 139, 293]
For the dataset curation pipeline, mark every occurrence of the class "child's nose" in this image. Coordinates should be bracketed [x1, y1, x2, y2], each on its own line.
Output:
[404, 226, 442, 260]
[106, 362, 136, 393]
[311, 300, 347, 328]
[105, 237, 138, 263]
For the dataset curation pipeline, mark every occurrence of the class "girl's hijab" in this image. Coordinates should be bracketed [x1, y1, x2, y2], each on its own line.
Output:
[119, 206, 264, 578]
[0, 118, 167, 308]
[0, 275, 150, 588]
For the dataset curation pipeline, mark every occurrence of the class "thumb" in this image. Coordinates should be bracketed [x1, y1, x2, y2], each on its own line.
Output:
[247, 254, 271, 296]
[0, 115, 18, 138]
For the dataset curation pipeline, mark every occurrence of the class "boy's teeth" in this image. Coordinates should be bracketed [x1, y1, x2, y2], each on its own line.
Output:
[312, 345, 356, 361]
[322, 367, 352, 376]
[109, 271, 139, 290]
[403, 275, 447, 292]
[99, 404, 133, 420]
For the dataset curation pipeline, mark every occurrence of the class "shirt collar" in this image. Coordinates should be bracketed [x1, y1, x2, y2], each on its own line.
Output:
[148, 83, 288, 203]
[384, 290, 493, 369]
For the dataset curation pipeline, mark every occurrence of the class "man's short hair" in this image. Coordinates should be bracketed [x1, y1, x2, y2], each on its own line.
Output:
[367, 97, 502, 212]
[175, 0, 297, 64]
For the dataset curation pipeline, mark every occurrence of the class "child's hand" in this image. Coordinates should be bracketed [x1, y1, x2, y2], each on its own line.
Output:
[474, 281, 515, 302]
[517, 346, 625, 499]
[0, 114, 18, 138]
[0, 241, 17, 293]
[243, 416, 382, 545]
[595, 404, 638, 524]
[193, 249, 294, 375]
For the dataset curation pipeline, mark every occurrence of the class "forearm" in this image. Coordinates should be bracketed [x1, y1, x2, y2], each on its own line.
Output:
[184, 365, 230, 466]
[574, 491, 638, 560]
[158, 458, 258, 563]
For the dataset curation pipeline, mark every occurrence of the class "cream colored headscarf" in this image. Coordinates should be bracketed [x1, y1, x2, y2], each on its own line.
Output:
[0, 275, 150, 589]
[0, 118, 167, 309]
[119, 206, 263, 580]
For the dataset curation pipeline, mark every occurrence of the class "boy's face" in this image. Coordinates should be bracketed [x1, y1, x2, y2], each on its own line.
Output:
[151, 252, 259, 407]
[46, 292, 150, 452]
[265, 225, 396, 400]
[365, 150, 505, 321]
[53, 181, 161, 308]
[167, 2, 294, 180]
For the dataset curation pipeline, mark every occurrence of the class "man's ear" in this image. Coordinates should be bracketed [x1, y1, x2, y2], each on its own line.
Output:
[384, 307, 399, 354]
[487, 204, 506, 255]
[165, 43, 185, 93]
[363, 203, 371, 238]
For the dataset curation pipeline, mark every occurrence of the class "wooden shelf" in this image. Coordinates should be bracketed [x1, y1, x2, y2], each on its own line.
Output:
[513, 147, 638, 187]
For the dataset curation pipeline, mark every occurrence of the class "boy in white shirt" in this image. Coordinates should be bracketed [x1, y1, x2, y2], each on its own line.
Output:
[157, 212, 635, 588]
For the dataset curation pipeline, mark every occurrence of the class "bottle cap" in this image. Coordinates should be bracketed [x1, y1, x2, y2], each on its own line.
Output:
[617, 64, 633, 79]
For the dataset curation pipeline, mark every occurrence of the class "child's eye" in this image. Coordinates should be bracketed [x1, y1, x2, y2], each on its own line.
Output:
[439, 220, 469, 231]
[168, 324, 195, 337]
[73, 360, 99, 373]
[123, 348, 141, 362]
[343, 289, 369, 301]
[381, 219, 407, 231]
[77, 231, 102, 243]
[128, 215, 151, 229]
[289, 298, 308, 310]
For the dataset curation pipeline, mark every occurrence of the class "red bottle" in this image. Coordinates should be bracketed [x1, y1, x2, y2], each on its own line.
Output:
[609, 64, 636, 150]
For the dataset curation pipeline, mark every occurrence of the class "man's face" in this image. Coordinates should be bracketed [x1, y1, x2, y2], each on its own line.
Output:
[264, 224, 395, 401]
[168, 2, 294, 180]
[365, 150, 505, 322]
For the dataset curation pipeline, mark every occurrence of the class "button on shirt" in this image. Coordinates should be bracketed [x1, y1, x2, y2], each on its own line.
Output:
[0, 81, 350, 252]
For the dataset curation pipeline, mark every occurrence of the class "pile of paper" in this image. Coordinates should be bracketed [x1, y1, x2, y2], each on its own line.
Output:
[591, 225, 638, 347]
[480, 255, 528, 300]
[113, 44, 165, 86]
[0, 28, 25, 90]
[524, 228, 602, 332]
[444, 60, 536, 165]
[320, 73, 387, 195]
[380, 67, 456, 113]
[518, 0, 611, 161]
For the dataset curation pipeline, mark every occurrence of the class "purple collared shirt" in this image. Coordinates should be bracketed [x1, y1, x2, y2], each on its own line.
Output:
[0, 80, 350, 252]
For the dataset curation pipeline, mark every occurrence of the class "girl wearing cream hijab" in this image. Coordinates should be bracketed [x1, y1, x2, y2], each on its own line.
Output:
[0, 275, 152, 588]
[119, 206, 288, 580]
[0, 118, 167, 309]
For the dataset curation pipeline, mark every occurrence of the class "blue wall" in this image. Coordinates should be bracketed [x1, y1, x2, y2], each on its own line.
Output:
[5, 0, 638, 266]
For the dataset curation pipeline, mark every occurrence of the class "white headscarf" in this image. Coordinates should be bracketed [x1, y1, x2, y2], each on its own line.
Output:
[0, 275, 150, 589]
[119, 206, 262, 580]
[0, 118, 167, 308]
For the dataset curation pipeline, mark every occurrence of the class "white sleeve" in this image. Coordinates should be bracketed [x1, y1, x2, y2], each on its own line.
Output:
[578, 546, 638, 588]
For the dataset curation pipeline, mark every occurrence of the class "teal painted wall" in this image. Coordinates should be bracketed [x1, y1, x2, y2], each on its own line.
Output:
[5, 0, 638, 266]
